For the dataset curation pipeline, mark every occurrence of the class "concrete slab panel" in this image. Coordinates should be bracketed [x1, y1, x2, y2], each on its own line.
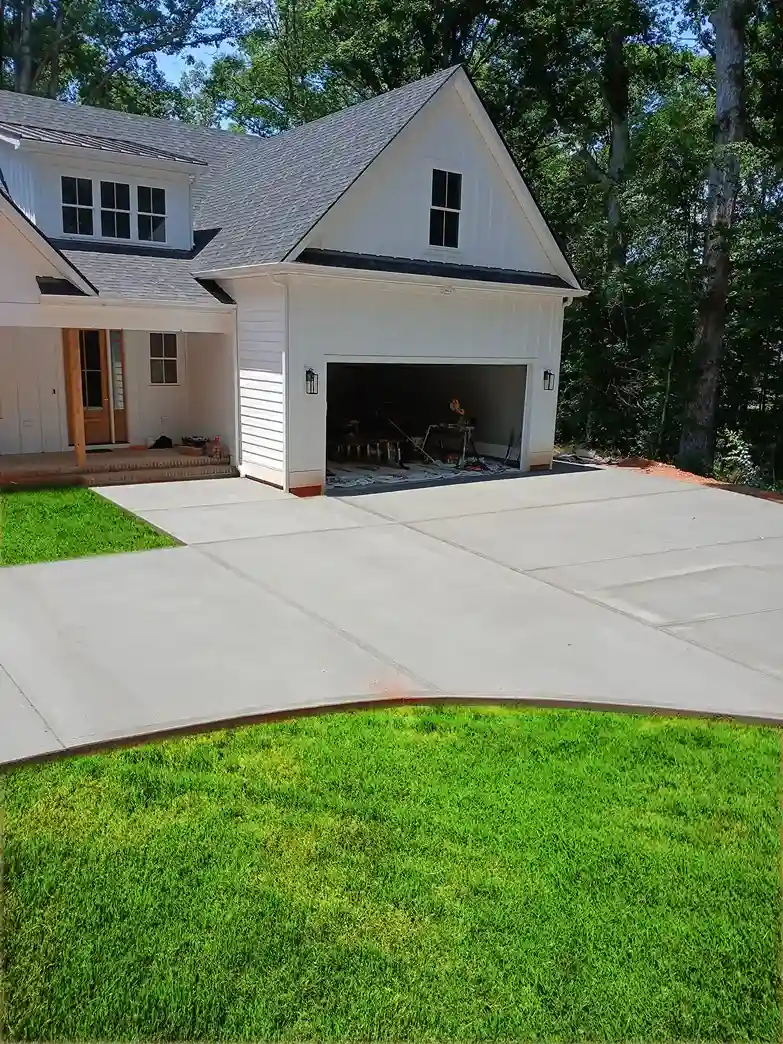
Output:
[669, 610, 783, 681]
[413, 488, 783, 572]
[0, 665, 64, 763]
[535, 538, 783, 626]
[98, 477, 290, 512]
[136, 496, 389, 544]
[342, 466, 697, 522]
[0, 547, 428, 763]
[204, 525, 783, 723]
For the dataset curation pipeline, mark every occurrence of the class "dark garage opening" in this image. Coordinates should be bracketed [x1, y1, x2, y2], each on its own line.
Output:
[326, 362, 527, 492]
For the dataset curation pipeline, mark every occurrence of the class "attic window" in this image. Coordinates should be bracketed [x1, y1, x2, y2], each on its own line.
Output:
[429, 168, 461, 249]
[138, 186, 166, 242]
[62, 176, 93, 236]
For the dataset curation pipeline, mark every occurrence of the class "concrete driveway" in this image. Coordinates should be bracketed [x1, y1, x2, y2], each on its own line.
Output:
[2, 467, 782, 767]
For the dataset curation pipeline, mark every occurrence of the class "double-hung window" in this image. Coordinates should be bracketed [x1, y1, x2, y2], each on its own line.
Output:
[149, 332, 178, 385]
[138, 186, 166, 242]
[429, 168, 461, 248]
[100, 181, 131, 239]
[61, 176, 94, 235]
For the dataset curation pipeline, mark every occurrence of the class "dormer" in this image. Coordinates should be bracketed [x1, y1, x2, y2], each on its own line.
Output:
[0, 122, 204, 251]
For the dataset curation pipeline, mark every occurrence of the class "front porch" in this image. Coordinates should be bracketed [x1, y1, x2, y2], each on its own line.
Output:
[0, 446, 237, 490]
[0, 321, 237, 487]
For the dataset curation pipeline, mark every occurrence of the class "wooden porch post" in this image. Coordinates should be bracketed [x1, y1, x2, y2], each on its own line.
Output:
[63, 329, 86, 467]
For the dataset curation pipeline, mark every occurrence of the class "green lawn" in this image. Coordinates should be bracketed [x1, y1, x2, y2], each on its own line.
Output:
[2, 708, 779, 1042]
[0, 487, 176, 565]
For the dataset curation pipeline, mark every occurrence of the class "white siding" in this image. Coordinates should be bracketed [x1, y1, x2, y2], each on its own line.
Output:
[0, 211, 60, 305]
[33, 152, 193, 249]
[123, 330, 191, 446]
[0, 327, 66, 454]
[187, 331, 236, 455]
[222, 276, 286, 485]
[287, 276, 564, 486]
[0, 141, 37, 221]
[307, 81, 556, 275]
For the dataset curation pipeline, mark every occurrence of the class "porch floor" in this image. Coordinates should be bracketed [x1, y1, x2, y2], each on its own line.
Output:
[0, 448, 238, 490]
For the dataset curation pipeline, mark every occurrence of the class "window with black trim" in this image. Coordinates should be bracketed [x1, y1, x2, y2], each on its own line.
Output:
[100, 181, 131, 238]
[62, 176, 93, 235]
[429, 168, 461, 248]
[138, 186, 166, 242]
[149, 332, 178, 384]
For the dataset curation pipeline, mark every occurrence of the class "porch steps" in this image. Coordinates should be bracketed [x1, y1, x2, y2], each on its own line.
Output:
[89, 463, 238, 487]
[0, 449, 238, 490]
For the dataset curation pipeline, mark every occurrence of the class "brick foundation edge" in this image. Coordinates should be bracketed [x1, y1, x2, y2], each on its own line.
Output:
[290, 484, 324, 497]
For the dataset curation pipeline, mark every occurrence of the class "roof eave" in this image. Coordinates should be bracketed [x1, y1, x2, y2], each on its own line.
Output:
[195, 259, 588, 297]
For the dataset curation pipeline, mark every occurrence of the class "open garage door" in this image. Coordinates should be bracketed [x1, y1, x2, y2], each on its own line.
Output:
[326, 361, 527, 492]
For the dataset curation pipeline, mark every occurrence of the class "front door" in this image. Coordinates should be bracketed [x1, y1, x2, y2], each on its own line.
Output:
[64, 329, 112, 445]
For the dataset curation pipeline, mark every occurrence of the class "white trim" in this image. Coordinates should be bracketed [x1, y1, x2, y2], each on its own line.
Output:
[0, 301, 234, 333]
[203, 260, 586, 298]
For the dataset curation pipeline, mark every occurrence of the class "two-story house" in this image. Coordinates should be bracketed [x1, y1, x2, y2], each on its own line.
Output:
[0, 65, 585, 494]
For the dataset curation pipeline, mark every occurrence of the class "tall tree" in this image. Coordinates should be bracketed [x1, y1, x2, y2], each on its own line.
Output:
[0, 0, 229, 105]
[677, 0, 753, 471]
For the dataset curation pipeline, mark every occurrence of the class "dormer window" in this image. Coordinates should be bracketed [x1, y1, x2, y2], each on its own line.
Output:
[59, 176, 167, 244]
[429, 168, 461, 248]
[61, 177, 93, 236]
[138, 186, 166, 242]
[100, 181, 131, 239]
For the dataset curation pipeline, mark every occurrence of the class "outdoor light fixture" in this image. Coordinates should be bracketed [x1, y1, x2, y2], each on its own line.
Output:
[543, 369, 556, 391]
[305, 367, 319, 395]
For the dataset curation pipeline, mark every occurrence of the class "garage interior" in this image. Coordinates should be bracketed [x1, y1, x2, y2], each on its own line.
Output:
[326, 362, 527, 492]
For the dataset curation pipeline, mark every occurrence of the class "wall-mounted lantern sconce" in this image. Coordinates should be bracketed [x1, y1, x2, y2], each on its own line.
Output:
[305, 367, 319, 395]
[543, 369, 556, 391]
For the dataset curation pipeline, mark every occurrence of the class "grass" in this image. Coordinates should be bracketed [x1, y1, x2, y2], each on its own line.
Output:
[1, 708, 780, 1041]
[0, 487, 176, 565]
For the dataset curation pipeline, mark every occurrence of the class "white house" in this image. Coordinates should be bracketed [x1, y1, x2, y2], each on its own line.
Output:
[0, 65, 585, 494]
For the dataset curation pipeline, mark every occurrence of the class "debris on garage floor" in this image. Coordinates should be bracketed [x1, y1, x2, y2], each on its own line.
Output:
[326, 457, 519, 491]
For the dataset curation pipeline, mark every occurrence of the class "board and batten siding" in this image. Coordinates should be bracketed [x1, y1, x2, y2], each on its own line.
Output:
[286, 275, 565, 485]
[223, 276, 287, 486]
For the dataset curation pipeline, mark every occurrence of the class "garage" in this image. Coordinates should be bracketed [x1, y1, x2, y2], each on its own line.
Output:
[325, 361, 527, 491]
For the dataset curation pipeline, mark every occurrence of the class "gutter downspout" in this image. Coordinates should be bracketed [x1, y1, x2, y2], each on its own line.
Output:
[270, 273, 290, 492]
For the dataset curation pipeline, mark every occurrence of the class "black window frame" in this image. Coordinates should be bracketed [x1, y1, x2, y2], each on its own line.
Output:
[61, 176, 94, 237]
[137, 185, 167, 243]
[100, 180, 131, 239]
[149, 332, 178, 385]
[429, 168, 461, 249]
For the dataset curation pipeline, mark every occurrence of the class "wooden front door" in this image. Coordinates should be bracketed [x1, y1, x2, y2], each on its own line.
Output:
[64, 329, 111, 445]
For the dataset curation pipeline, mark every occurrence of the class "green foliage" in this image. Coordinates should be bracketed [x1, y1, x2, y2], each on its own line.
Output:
[4, 708, 780, 1039]
[713, 428, 764, 486]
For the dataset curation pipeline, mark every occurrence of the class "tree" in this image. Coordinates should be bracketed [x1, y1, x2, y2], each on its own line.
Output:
[677, 0, 753, 472]
[0, 0, 229, 105]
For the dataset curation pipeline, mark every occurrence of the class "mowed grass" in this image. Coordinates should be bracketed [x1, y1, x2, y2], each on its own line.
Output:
[2, 708, 780, 1042]
[0, 487, 176, 565]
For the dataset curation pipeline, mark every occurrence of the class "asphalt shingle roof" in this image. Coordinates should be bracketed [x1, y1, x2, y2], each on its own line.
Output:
[57, 248, 226, 303]
[0, 68, 459, 298]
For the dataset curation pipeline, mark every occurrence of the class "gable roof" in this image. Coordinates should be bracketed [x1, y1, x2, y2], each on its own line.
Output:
[0, 69, 457, 287]
[0, 67, 581, 299]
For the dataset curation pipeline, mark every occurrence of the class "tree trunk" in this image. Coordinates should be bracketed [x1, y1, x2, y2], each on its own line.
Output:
[603, 26, 630, 270]
[14, 0, 34, 92]
[678, 0, 748, 473]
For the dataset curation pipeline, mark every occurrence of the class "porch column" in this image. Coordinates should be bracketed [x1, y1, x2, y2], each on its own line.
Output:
[63, 329, 86, 467]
